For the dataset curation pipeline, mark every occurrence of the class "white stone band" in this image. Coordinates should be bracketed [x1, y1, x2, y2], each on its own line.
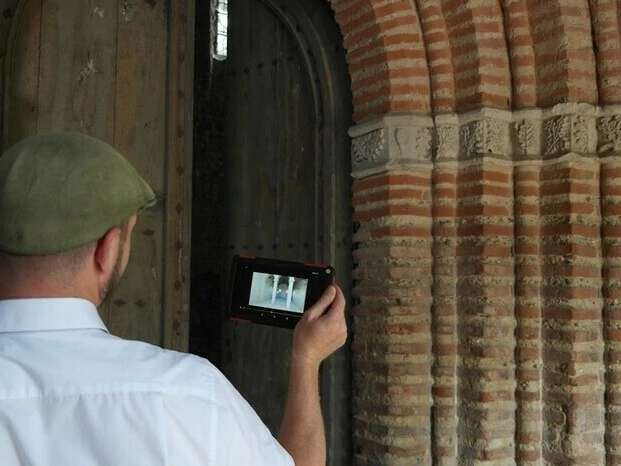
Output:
[349, 103, 621, 178]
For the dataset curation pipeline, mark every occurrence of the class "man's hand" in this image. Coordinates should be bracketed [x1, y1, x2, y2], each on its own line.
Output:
[291, 285, 348, 367]
[278, 284, 348, 466]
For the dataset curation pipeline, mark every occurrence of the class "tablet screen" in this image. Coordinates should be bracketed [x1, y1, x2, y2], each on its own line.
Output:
[248, 272, 309, 313]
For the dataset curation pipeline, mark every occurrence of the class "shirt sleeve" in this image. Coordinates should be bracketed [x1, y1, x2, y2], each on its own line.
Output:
[162, 360, 294, 466]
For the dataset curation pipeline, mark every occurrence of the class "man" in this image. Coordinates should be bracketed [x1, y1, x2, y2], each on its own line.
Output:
[0, 132, 347, 466]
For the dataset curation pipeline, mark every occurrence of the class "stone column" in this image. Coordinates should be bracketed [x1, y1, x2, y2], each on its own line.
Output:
[349, 114, 435, 465]
[349, 104, 621, 466]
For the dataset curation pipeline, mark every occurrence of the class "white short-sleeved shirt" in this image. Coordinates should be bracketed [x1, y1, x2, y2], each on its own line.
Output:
[0, 298, 294, 466]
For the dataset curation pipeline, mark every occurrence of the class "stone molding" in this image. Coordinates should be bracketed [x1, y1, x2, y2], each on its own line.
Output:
[349, 104, 621, 178]
[349, 114, 435, 178]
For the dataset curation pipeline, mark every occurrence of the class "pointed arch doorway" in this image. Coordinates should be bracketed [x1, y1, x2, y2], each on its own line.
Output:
[191, 0, 353, 464]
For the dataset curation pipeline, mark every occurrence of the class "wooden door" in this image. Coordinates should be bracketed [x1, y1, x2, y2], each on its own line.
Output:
[191, 0, 352, 464]
[1, 0, 194, 352]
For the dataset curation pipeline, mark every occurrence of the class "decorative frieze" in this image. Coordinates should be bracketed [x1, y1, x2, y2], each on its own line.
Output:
[436, 108, 513, 162]
[349, 104, 621, 177]
[348, 114, 434, 177]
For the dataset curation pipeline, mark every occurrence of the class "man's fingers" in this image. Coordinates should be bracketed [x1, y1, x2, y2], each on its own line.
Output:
[306, 285, 337, 320]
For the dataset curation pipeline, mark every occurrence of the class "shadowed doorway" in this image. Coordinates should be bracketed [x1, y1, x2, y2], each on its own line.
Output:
[191, 0, 353, 464]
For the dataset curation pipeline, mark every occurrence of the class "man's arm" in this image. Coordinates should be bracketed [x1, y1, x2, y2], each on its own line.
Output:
[278, 285, 347, 466]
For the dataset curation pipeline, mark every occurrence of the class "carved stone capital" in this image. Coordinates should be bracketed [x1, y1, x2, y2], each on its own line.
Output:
[435, 108, 513, 162]
[349, 114, 434, 178]
[349, 104, 621, 178]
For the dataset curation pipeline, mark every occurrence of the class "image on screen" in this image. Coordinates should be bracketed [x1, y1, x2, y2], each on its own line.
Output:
[248, 272, 309, 313]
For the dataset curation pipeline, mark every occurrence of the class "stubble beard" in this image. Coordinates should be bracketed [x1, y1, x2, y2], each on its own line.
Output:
[99, 249, 125, 305]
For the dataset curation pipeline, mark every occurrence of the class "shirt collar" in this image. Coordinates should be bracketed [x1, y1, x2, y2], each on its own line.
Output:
[0, 298, 109, 334]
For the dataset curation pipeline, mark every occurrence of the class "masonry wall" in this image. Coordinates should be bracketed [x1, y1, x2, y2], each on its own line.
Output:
[331, 1, 621, 465]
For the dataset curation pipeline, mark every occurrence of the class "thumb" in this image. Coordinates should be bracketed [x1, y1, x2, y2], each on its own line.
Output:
[326, 285, 346, 320]
[306, 285, 337, 321]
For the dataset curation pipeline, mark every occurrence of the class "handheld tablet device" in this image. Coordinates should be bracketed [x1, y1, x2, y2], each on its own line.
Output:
[229, 255, 335, 328]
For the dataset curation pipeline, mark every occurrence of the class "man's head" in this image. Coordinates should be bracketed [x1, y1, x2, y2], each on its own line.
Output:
[0, 132, 155, 305]
[0, 215, 136, 305]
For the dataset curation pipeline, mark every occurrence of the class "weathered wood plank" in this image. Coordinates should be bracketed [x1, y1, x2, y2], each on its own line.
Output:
[162, 0, 195, 351]
[0, 0, 24, 150]
[2, 0, 195, 355]
[0, 0, 21, 58]
[3, 0, 40, 147]
[104, 0, 168, 345]
[37, 0, 116, 136]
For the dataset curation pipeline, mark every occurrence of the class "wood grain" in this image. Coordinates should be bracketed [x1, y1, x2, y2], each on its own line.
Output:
[105, 0, 168, 345]
[162, 0, 195, 351]
[2, 0, 195, 352]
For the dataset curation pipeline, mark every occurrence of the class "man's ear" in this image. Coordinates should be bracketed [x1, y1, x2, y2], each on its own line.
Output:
[94, 227, 122, 283]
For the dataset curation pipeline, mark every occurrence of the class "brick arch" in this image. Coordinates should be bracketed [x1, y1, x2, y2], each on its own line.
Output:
[501, 0, 600, 108]
[331, 0, 516, 119]
[331, 0, 432, 121]
[417, 0, 512, 113]
[589, 0, 621, 104]
[416, 0, 457, 113]
[331, 0, 621, 122]
[503, 0, 538, 108]
[527, 0, 598, 106]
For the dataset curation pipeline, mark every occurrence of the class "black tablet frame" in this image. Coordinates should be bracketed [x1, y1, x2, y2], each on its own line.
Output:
[228, 255, 334, 328]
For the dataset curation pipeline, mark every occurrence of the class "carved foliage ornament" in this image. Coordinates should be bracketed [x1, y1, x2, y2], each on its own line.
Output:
[351, 129, 385, 166]
[572, 115, 589, 153]
[456, 119, 509, 160]
[460, 121, 485, 160]
[515, 119, 536, 157]
[543, 116, 571, 156]
[485, 119, 508, 157]
[598, 115, 621, 154]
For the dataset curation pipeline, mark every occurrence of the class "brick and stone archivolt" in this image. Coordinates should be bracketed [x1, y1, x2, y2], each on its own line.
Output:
[330, 0, 621, 465]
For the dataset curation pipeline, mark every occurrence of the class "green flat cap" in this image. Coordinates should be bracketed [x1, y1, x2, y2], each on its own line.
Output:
[0, 132, 156, 255]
